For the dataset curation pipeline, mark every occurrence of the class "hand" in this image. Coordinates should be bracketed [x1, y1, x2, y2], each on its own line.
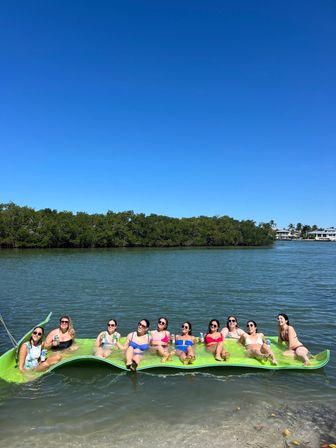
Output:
[52, 339, 59, 347]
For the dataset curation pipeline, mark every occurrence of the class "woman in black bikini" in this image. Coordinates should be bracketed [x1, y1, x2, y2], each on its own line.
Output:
[45, 315, 78, 352]
[277, 313, 310, 366]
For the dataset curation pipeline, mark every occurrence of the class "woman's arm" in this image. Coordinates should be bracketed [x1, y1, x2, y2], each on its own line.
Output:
[121, 333, 132, 350]
[277, 327, 283, 345]
[18, 344, 28, 372]
[237, 334, 245, 345]
[221, 327, 228, 338]
[45, 329, 57, 349]
[95, 332, 103, 348]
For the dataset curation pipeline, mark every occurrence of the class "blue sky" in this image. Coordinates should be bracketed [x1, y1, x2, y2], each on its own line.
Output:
[0, 1, 335, 228]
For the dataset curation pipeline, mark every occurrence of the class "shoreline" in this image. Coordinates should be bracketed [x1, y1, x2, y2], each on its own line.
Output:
[1, 398, 335, 447]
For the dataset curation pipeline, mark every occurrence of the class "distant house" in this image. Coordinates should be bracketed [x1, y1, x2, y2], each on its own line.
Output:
[275, 229, 300, 240]
[307, 228, 336, 241]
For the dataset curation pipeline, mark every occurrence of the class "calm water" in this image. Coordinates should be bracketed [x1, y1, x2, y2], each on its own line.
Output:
[0, 242, 335, 447]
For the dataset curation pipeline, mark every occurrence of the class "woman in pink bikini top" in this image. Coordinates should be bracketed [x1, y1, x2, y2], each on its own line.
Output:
[150, 317, 171, 363]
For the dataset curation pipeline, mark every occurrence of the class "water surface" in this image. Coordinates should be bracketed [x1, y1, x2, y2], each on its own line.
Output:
[0, 242, 335, 446]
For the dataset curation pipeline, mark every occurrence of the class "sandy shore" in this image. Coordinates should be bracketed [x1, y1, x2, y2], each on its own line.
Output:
[2, 399, 335, 448]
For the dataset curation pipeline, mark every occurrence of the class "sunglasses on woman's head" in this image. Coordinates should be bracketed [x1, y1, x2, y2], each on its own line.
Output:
[182, 325, 189, 329]
[210, 324, 218, 328]
[158, 321, 166, 325]
[138, 322, 147, 329]
[228, 319, 236, 323]
[60, 320, 69, 324]
[108, 323, 115, 327]
[33, 331, 42, 336]
[247, 323, 254, 327]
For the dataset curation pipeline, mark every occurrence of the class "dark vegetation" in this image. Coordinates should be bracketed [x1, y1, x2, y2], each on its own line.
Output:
[0, 203, 276, 248]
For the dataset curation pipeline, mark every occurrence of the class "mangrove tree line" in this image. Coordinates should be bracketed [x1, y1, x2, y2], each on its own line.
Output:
[0, 203, 276, 248]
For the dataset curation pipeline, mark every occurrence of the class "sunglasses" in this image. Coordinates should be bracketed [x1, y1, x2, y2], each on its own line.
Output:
[210, 324, 218, 328]
[228, 319, 236, 323]
[182, 325, 189, 329]
[247, 323, 255, 327]
[60, 320, 69, 324]
[158, 321, 166, 326]
[138, 322, 147, 329]
[33, 331, 42, 336]
[107, 323, 116, 327]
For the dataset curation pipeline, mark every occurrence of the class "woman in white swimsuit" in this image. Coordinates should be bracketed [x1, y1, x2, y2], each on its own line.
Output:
[239, 320, 277, 365]
[19, 326, 61, 373]
[95, 319, 122, 358]
[221, 315, 246, 340]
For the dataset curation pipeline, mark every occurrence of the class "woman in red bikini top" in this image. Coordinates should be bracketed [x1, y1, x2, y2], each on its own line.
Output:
[204, 319, 229, 362]
[150, 317, 171, 363]
[277, 313, 310, 366]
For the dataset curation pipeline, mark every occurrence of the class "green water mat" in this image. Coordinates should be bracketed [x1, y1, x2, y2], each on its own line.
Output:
[0, 313, 330, 383]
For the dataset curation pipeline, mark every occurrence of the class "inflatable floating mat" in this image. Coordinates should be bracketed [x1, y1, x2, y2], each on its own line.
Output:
[0, 313, 330, 383]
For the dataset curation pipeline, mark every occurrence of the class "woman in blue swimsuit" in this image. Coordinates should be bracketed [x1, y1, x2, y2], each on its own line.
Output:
[175, 321, 197, 365]
[124, 319, 151, 371]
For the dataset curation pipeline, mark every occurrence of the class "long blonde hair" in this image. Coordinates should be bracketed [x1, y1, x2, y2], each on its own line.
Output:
[59, 315, 76, 339]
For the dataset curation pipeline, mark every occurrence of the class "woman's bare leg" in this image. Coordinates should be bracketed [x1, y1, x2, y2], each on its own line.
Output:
[125, 346, 135, 367]
[186, 346, 195, 364]
[36, 353, 61, 371]
[95, 347, 112, 358]
[176, 349, 188, 364]
[295, 346, 310, 366]
[261, 344, 277, 365]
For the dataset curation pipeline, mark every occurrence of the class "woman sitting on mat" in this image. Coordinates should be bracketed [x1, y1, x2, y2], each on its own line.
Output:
[277, 313, 310, 366]
[175, 321, 197, 365]
[205, 319, 229, 361]
[124, 319, 151, 371]
[150, 317, 171, 363]
[221, 315, 246, 340]
[95, 318, 122, 358]
[19, 326, 61, 373]
[238, 320, 277, 365]
[45, 315, 78, 352]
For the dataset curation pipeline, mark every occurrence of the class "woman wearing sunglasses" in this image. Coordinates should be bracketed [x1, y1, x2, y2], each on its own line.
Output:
[277, 313, 310, 366]
[205, 319, 230, 361]
[221, 315, 246, 340]
[238, 320, 277, 365]
[175, 321, 197, 365]
[124, 319, 151, 371]
[19, 327, 61, 372]
[45, 315, 78, 351]
[95, 319, 122, 358]
[150, 317, 171, 363]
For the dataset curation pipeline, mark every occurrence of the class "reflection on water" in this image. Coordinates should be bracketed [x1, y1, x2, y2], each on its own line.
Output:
[0, 242, 335, 446]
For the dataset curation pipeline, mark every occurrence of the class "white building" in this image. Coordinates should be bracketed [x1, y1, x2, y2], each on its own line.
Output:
[276, 229, 300, 240]
[307, 228, 336, 241]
